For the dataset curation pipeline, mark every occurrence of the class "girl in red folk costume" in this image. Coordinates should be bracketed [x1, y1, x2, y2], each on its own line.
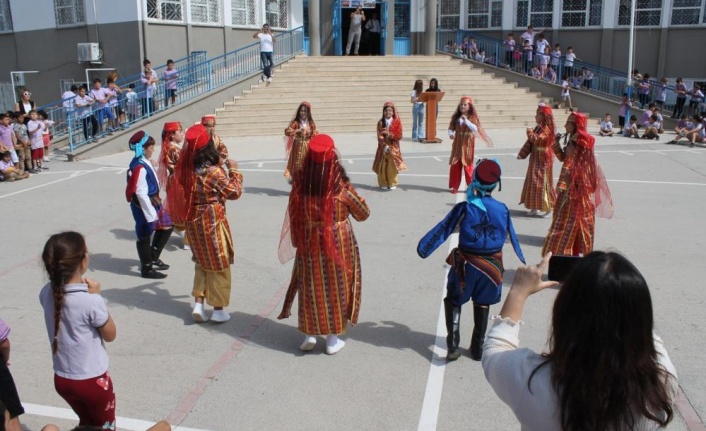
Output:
[372, 101, 406, 190]
[278, 134, 370, 355]
[517, 105, 556, 218]
[284, 101, 318, 182]
[39, 232, 117, 430]
[543, 112, 613, 256]
[158, 122, 190, 250]
[448, 96, 493, 194]
[175, 124, 243, 323]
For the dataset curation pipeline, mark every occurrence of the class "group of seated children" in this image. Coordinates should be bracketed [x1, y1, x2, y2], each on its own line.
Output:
[0, 108, 55, 182]
[670, 114, 705, 147]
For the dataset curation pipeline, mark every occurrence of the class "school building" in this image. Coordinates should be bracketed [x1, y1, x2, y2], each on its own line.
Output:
[0, 0, 704, 107]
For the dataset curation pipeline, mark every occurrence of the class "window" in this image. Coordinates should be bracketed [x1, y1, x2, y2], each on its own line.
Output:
[671, 0, 706, 25]
[265, 0, 288, 29]
[395, 0, 411, 37]
[561, 0, 602, 26]
[618, 0, 661, 26]
[516, 0, 553, 27]
[232, 0, 258, 27]
[54, 0, 85, 27]
[191, 0, 221, 24]
[438, 0, 461, 30]
[0, 0, 13, 32]
[147, 0, 184, 22]
[467, 0, 503, 29]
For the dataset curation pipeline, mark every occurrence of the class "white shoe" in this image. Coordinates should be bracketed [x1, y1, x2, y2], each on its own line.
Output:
[542, 211, 552, 218]
[183, 244, 191, 250]
[528, 209, 538, 216]
[211, 309, 231, 323]
[192, 303, 209, 323]
[44, 157, 50, 162]
[389, 186, 397, 190]
[325, 335, 345, 355]
[300, 335, 317, 351]
[267, 77, 272, 82]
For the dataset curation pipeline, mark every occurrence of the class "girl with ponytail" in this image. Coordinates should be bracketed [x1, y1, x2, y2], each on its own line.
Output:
[39, 232, 117, 430]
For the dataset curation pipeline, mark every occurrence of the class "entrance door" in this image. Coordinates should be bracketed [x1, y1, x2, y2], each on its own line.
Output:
[337, 0, 385, 55]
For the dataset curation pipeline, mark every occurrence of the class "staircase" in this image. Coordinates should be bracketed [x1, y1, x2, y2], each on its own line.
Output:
[215, 55, 559, 137]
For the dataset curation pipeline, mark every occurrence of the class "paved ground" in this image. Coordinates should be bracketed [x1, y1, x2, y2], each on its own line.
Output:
[1, 126, 704, 431]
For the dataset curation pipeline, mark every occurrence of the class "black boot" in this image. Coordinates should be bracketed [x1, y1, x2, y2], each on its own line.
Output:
[444, 298, 462, 361]
[151, 227, 173, 270]
[469, 303, 490, 361]
[137, 238, 167, 279]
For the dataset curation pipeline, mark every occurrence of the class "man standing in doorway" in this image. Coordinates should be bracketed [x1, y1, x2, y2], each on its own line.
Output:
[254, 24, 276, 82]
[366, 12, 381, 56]
[346, 6, 366, 56]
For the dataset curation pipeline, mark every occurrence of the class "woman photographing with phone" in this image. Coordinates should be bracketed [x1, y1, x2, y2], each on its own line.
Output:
[482, 252, 677, 430]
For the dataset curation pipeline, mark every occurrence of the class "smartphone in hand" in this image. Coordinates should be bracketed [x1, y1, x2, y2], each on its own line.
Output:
[548, 255, 582, 282]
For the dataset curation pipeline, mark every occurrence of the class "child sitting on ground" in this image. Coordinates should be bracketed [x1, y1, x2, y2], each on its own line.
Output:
[641, 114, 660, 140]
[674, 114, 691, 137]
[599, 114, 614, 136]
[0, 151, 30, 181]
[623, 115, 639, 138]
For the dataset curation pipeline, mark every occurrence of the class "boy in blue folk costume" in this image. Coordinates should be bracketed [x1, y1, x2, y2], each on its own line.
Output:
[126, 131, 173, 279]
[418, 159, 525, 361]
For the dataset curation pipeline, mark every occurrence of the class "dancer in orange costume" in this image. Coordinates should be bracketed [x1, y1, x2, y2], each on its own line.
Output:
[447, 96, 493, 194]
[517, 105, 556, 218]
[372, 101, 406, 190]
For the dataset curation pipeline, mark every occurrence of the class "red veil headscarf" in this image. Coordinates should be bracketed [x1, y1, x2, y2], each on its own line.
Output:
[278, 134, 348, 266]
[157, 121, 184, 221]
[537, 105, 556, 136]
[568, 112, 614, 219]
[157, 121, 182, 187]
[173, 124, 212, 221]
[382, 101, 403, 138]
[459, 96, 493, 148]
[284, 101, 315, 157]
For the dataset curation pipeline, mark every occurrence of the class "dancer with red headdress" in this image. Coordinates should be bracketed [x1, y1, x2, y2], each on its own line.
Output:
[447, 96, 493, 194]
[201, 115, 229, 162]
[284, 101, 318, 182]
[158, 121, 190, 249]
[372, 101, 405, 190]
[174, 124, 243, 323]
[517, 105, 556, 218]
[543, 112, 613, 256]
[278, 134, 370, 355]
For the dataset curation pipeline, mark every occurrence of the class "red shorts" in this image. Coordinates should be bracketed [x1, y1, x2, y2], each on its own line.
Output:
[31, 148, 44, 160]
[43, 134, 51, 148]
[54, 371, 116, 429]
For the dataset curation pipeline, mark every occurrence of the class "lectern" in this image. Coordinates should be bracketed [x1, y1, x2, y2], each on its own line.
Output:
[418, 91, 445, 143]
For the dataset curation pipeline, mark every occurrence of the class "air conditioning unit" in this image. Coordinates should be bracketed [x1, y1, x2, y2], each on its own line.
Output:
[77, 43, 101, 62]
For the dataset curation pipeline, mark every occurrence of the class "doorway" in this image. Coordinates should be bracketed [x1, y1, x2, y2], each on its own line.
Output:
[337, 1, 385, 56]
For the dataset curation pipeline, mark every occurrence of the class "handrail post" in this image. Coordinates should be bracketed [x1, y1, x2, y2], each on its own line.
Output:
[207, 62, 213, 92]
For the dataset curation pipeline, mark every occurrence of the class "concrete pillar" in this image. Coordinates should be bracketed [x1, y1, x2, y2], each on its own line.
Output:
[424, 0, 437, 55]
[386, 0, 395, 55]
[309, 0, 321, 56]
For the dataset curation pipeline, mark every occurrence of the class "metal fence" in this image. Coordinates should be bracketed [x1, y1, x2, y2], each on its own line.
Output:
[42, 27, 303, 152]
[443, 29, 706, 119]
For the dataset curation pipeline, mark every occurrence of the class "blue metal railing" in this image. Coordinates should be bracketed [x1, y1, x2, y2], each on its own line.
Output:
[438, 29, 704, 118]
[41, 27, 303, 152]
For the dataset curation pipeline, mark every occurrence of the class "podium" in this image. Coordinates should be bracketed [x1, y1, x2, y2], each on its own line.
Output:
[419, 91, 445, 143]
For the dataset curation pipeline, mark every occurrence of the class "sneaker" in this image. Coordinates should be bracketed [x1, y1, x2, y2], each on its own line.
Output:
[267, 77, 272, 82]
[141, 268, 167, 279]
[152, 259, 169, 270]
[325, 335, 345, 355]
[300, 335, 317, 351]
[542, 211, 552, 219]
[211, 309, 231, 323]
[44, 156, 50, 162]
[41, 166, 49, 170]
[192, 303, 209, 323]
[528, 209, 538, 216]
[122, 123, 130, 129]
[183, 244, 191, 251]
[389, 186, 397, 190]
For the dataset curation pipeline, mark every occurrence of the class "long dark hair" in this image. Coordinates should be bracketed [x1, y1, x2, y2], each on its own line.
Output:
[291, 102, 315, 126]
[530, 251, 674, 430]
[450, 100, 476, 126]
[298, 153, 349, 197]
[426, 78, 440, 92]
[193, 139, 219, 169]
[42, 232, 87, 355]
[412, 79, 423, 96]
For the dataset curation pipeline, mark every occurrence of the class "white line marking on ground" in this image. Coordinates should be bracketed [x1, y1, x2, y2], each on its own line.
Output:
[257, 162, 263, 168]
[347, 159, 354, 164]
[417, 191, 464, 431]
[0, 168, 104, 200]
[22, 403, 211, 431]
[652, 151, 667, 155]
[432, 156, 442, 162]
[621, 151, 634, 156]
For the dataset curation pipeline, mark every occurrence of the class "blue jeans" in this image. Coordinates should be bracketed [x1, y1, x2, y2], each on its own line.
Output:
[412, 103, 425, 140]
[260, 52, 274, 78]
